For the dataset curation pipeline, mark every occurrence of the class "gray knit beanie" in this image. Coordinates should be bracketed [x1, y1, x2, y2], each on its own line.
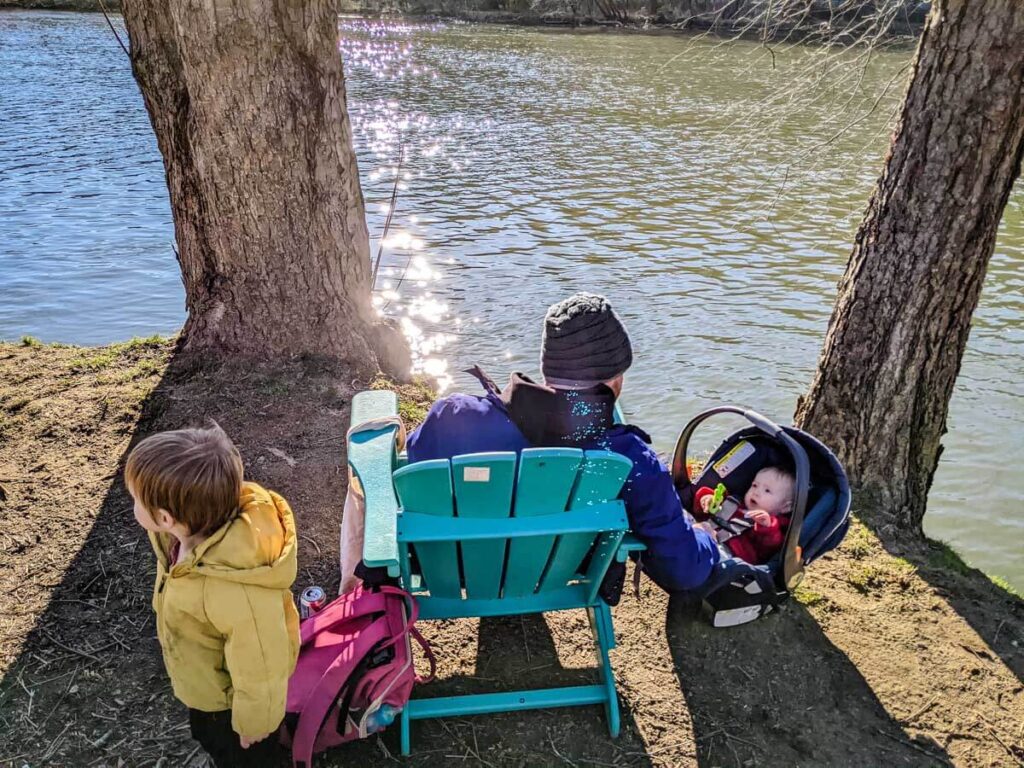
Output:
[541, 293, 633, 389]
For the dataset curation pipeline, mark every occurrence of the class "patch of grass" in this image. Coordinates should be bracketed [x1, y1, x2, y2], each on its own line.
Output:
[257, 378, 291, 397]
[97, 358, 166, 385]
[20, 335, 42, 348]
[66, 349, 120, 372]
[987, 574, 1022, 600]
[65, 335, 172, 373]
[849, 564, 886, 593]
[120, 334, 170, 351]
[888, 556, 919, 591]
[926, 539, 973, 577]
[925, 538, 1023, 598]
[794, 585, 828, 607]
[843, 520, 875, 560]
[371, 374, 437, 429]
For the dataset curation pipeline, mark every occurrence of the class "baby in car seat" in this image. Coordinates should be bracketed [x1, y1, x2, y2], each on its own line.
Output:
[693, 465, 795, 565]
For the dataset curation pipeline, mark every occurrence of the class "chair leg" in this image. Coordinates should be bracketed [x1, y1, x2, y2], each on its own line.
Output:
[400, 706, 411, 756]
[589, 603, 621, 738]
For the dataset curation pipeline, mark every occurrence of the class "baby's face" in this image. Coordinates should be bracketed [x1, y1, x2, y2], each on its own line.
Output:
[743, 469, 794, 516]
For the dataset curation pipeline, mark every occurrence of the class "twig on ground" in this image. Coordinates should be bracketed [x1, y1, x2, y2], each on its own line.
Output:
[41, 631, 104, 664]
[300, 535, 322, 557]
[182, 744, 202, 766]
[874, 727, 944, 760]
[548, 733, 575, 766]
[375, 734, 398, 763]
[40, 722, 71, 763]
[719, 730, 760, 750]
[17, 674, 35, 721]
[993, 619, 1006, 645]
[36, 667, 80, 731]
[902, 695, 937, 724]
[983, 725, 1024, 766]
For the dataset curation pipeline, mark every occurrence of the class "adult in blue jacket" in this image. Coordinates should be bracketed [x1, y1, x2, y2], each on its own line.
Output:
[406, 293, 719, 593]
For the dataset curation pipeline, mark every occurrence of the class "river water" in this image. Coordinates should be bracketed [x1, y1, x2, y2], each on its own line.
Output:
[1, 11, 1021, 588]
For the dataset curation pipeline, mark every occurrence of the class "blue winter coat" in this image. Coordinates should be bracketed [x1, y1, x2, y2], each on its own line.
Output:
[406, 390, 719, 593]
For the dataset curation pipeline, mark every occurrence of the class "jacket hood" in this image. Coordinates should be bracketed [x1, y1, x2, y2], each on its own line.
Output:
[182, 482, 297, 589]
[501, 371, 617, 448]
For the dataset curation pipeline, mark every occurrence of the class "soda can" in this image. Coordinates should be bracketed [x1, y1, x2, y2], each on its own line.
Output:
[300, 586, 326, 619]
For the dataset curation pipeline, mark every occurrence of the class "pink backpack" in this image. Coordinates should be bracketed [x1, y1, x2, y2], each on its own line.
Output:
[280, 585, 434, 768]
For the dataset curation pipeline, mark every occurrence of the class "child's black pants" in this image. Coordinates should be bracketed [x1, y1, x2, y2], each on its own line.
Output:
[188, 708, 282, 767]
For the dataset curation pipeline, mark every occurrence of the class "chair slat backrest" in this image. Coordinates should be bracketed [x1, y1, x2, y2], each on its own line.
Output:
[391, 448, 632, 603]
[503, 448, 585, 598]
[539, 451, 633, 592]
[393, 459, 459, 598]
[451, 453, 517, 599]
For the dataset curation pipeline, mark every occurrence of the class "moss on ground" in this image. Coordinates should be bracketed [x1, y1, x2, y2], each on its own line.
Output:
[370, 373, 437, 429]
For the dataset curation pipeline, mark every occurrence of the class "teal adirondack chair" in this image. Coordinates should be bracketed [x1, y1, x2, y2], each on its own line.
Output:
[346, 390, 643, 755]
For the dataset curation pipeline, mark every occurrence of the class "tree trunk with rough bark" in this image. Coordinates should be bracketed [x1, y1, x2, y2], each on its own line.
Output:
[120, 0, 407, 374]
[795, 0, 1024, 535]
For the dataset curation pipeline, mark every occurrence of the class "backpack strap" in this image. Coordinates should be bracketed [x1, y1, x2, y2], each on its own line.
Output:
[410, 626, 436, 683]
[291, 617, 392, 768]
[377, 586, 435, 683]
[299, 591, 389, 646]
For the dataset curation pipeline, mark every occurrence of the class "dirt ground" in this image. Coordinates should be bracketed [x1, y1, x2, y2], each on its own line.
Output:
[1, 339, 1021, 767]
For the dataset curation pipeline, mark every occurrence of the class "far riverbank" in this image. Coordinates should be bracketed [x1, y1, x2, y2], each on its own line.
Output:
[0, 0, 928, 40]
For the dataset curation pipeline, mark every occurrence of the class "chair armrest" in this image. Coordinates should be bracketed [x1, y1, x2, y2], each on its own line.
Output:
[351, 389, 398, 426]
[348, 391, 401, 572]
[615, 532, 647, 562]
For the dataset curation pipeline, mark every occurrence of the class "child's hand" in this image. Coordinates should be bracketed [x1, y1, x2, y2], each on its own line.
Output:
[699, 495, 713, 514]
[240, 732, 272, 749]
[745, 509, 771, 526]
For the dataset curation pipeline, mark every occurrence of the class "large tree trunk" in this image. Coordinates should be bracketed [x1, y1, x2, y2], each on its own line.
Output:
[120, 0, 407, 373]
[795, 0, 1024, 535]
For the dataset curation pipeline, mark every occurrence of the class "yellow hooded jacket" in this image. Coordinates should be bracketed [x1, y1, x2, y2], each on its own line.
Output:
[150, 482, 300, 738]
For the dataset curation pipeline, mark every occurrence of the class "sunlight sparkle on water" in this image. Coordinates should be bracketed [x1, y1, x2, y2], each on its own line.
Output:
[338, 18, 474, 391]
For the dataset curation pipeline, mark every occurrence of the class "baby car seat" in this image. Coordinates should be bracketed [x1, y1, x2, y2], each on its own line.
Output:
[672, 406, 851, 627]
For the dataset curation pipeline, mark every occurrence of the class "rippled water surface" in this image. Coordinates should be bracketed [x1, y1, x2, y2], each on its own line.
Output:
[1, 11, 1021, 587]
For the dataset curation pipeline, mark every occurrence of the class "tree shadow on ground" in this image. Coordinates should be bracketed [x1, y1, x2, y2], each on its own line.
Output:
[665, 595, 954, 767]
[0, 346, 359, 766]
[855, 508, 1024, 684]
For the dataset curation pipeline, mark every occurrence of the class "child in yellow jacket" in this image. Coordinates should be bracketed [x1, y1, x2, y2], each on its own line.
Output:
[126, 424, 300, 768]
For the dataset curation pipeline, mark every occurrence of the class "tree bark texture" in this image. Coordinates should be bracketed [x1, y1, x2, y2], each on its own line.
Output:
[795, 0, 1024, 534]
[120, 0, 404, 370]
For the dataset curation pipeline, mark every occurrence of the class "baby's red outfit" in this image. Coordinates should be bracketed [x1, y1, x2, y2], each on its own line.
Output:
[693, 486, 790, 565]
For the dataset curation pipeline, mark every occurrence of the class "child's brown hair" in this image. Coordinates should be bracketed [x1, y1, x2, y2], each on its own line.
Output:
[125, 423, 243, 536]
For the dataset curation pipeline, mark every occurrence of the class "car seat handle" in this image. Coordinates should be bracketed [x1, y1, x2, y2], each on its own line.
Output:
[671, 406, 749, 486]
[741, 409, 785, 439]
